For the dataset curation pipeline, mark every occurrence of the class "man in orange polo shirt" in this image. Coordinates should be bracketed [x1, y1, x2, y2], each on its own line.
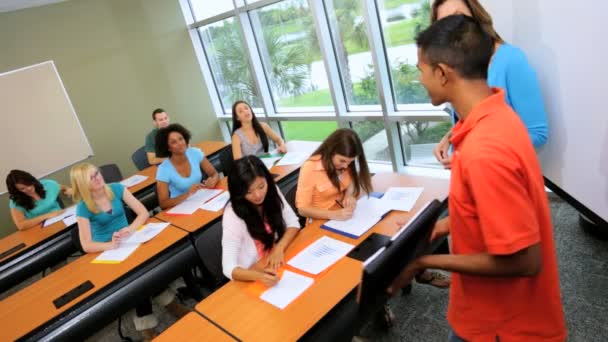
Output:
[389, 15, 566, 341]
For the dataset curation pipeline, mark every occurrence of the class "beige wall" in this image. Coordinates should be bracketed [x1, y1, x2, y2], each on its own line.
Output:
[0, 0, 222, 237]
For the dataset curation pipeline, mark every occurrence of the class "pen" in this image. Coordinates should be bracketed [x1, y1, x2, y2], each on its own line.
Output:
[335, 199, 344, 208]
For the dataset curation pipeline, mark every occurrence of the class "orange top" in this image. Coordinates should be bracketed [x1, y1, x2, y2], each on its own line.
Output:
[295, 155, 352, 210]
[448, 89, 566, 341]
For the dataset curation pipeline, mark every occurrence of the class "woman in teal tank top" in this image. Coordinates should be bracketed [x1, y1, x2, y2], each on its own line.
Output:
[6, 169, 72, 230]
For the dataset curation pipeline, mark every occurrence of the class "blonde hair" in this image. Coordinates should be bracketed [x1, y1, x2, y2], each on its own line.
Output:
[431, 0, 503, 44]
[70, 163, 114, 214]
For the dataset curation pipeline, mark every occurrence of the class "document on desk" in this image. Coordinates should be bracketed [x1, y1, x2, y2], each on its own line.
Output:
[92, 243, 140, 264]
[321, 196, 392, 238]
[275, 152, 308, 166]
[261, 156, 282, 169]
[287, 236, 354, 275]
[200, 191, 230, 212]
[63, 215, 77, 227]
[167, 189, 224, 215]
[43, 206, 77, 227]
[122, 222, 170, 244]
[260, 270, 314, 309]
[382, 187, 424, 212]
[119, 174, 149, 188]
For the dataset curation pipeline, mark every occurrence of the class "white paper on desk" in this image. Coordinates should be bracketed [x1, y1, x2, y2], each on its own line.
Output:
[287, 236, 354, 275]
[122, 222, 170, 244]
[167, 189, 224, 215]
[119, 174, 148, 188]
[261, 157, 281, 169]
[200, 191, 230, 212]
[275, 152, 308, 166]
[322, 197, 392, 238]
[63, 215, 77, 227]
[382, 187, 424, 212]
[93, 243, 140, 263]
[43, 206, 77, 227]
[260, 270, 314, 309]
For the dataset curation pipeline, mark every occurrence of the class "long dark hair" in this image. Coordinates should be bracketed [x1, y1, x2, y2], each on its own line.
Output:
[231, 100, 269, 153]
[228, 156, 286, 251]
[312, 128, 372, 198]
[6, 170, 47, 210]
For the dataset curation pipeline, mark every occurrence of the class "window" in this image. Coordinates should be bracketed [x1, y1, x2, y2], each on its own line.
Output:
[189, 0, 234, 21]
[198, 18, 262, 113]
[351, 121, 391, 162]
[399, 120, 452, 167]
[378, 0, 431, 106]
[281, 121, 338, 141]
[251, 0, 334, 113]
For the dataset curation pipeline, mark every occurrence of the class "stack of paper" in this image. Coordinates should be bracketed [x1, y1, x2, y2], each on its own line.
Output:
[93, 243, 140, 264]
[275, 152, 308, 166]
[119, 175, 148, 188]
[43, 206, 77, 228]
[167, 188, 224, 215]
[382, 187, 424, 212]
[92, 222, 170, 264]
[200, 191, 230, 212]
[287, 236, 354, 275]
[321, 196, 393, 238]
[261, 157, 282, 169]
[259, 271, 314, 309]
[122, 222, 170, 244]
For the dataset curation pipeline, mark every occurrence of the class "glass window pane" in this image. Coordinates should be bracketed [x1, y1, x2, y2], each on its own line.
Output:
[326, 0, 381, 111]
[252, 0, 333, 113]
[281, 121, 338, 141]
[199, 18, 262, 113]
[378, 0, 430, 105]
[189, 0, 234, 21]
[400, 121, 452, 167]
[351, 121, 391, 162]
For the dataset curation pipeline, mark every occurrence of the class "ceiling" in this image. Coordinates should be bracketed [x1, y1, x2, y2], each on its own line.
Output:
[0, 0, 66, 13]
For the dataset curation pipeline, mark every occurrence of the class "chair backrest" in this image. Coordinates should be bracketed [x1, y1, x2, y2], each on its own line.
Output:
[281, 180, 307, 228]
[194, 221, 228, 290]
[99, 164, 123, 183]
[131, 146, 151, 171]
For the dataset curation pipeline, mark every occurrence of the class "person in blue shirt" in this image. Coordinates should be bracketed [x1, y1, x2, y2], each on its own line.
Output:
[432, 0, 549, 169]
[155, 123, 220, 209]
[6, 169, 72, 230]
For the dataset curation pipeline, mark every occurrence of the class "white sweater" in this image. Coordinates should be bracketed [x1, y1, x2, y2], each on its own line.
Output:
[222, 189, 301, 279]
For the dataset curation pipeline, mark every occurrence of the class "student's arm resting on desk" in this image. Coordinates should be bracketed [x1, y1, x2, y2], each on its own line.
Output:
[200, 157, 219, 187]
[261, 122, 287, 153]
[266, 189, 301, 270]
[231, 133, 243, 160]
[295, 162, 353, 220]
[146, 152, 165, 166]
[77, 217, 118, 253]
[117, 189, 149, 236]
[10, 207, 63, 231]
[157, 181, 204, 209]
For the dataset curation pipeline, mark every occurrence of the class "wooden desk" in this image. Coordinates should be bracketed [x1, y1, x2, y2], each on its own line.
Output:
[154, 312, 237, 342]
[0, 219, 71, 265]
[195, 173, 449, 342]
[0, 218, 188, 341]
[192, 141, 230, 157]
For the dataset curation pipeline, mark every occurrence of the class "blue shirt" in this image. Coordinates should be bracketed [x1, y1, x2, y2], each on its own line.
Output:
[452, 44, 549, 147]
[9, 179, 62, 219]
[156, 147, 205, 198]
[76, 183, 128, 243]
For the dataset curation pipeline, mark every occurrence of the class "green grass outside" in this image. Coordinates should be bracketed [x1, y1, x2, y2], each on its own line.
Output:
[282, 121, 338, 141]
[384, 0, 421, 10]
[277, 88, 333, 107]
[385, 19, 417, 47]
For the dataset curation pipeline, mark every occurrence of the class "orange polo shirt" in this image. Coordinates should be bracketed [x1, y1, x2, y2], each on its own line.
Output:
[448, 88, 566, 341]
[295, 155, 353, 210]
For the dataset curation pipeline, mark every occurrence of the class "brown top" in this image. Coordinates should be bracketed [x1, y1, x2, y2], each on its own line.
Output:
[154, 312, 237, 342]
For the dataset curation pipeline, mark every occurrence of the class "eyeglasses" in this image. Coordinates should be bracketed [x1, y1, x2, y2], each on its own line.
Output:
[90, 170, 100, 181]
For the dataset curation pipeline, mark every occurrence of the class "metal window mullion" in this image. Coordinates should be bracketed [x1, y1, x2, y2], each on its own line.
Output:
[308, 0, 348, 129]
[361, 0, 404, 171]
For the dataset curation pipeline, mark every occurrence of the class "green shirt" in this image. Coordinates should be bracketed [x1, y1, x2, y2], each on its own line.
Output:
[145, 128, 158, 153]
[9, 179, 61, 219]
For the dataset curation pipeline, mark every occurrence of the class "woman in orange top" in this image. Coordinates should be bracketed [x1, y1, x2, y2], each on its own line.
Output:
[295, 128, 372, 220]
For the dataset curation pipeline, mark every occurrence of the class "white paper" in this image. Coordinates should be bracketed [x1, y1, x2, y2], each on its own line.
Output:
[43, 206, 77, 227]
[63, 215, 77, 227]
[119, 174, 148, 188]
[259, 270, 314, 309]
[382, 187, 424, 212]
[93, 243, 140, 263]
[122, 222, 170, 244]
[275, 152, 308, 166]
[200, 191, 230, 212]
[322, 197, 391, 238]
[287, 236, 354, 275]
[167, 189, 224, 215]
[261, 157, 281, 169]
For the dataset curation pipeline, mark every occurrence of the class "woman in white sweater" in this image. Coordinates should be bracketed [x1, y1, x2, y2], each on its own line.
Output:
[222, 155, 301, 286]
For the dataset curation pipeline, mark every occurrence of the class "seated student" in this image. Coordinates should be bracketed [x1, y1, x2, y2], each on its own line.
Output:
[145, 108, 171, 165]
[389, 15, 566, 341]
[295, 128, 372, 221]
[70, 163, 189, 340]
[231, 100, 287, 159]
[6, 169, 72, 230]
[222, 156, 300, 285]
[155, 123, 220, 209]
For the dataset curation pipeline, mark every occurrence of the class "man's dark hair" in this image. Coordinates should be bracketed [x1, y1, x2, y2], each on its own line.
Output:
[416, 14, 493, 80]
[155, 123, 191, 158]
[152, 108, 166, 120]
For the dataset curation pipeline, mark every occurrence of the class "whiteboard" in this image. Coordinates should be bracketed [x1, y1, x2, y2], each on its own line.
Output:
[0, 61, 93, 193]
[486, 0, 608, 223]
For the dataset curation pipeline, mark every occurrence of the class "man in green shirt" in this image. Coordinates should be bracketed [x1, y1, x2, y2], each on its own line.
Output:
[145, 108, 171, 165]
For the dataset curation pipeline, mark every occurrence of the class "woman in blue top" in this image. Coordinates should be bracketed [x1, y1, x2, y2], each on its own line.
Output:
[155, 123, 220, 209]
[432, 0, 549, 168]
[6, 170, 72, 230]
